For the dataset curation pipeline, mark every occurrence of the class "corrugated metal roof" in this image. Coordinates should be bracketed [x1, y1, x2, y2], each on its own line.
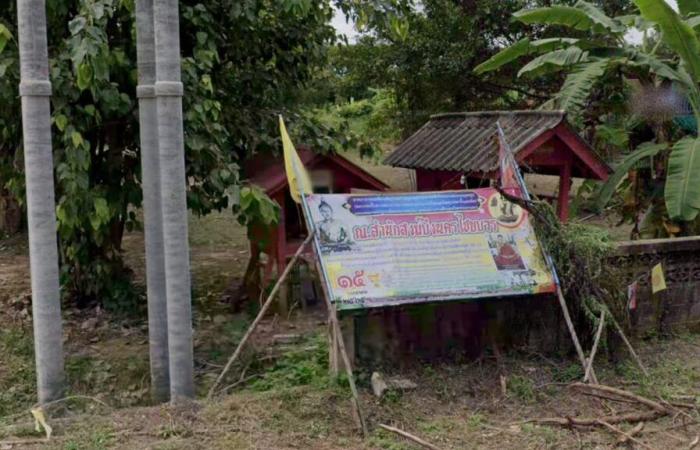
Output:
[384, 110, 571, 173]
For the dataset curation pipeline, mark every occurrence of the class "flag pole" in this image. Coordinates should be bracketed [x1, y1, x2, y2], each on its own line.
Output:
[283, 116, 368, 437]
[496, 121, 594, 382]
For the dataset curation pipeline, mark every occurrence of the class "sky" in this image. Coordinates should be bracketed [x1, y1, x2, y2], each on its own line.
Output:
[331, 1, 681, 44]
[331, 5, 359, 42]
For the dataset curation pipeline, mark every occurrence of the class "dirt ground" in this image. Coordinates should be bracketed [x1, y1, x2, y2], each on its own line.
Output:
[0, 158, 698, 449]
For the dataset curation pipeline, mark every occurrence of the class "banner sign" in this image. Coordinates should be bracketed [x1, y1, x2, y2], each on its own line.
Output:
[307, 189, 556, 311]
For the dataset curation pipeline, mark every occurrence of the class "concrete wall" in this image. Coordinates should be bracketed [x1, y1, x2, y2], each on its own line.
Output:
[614, 236, 700, 334]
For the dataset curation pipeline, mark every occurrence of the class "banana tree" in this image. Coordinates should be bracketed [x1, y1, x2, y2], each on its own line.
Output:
[475, 0, 700, 224]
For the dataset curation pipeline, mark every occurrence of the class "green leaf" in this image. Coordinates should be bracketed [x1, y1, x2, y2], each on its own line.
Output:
[94, 197, 110, 221]
[0, 24, 12, 54]
[593, 142, 667, 211]
[71, 131, 83, 148]
[518, 47, 588, 77]
[634, 0, 700, 81]
[677, 0, 700, 16]
[665, 136, 700, 220]
[514, 1, 623, 33]
[475, 39, 532, 74]
[553, 59, 609, 114]
[54, 114, 68, 132]
[68, 17, 87, 35]
[626, 51, 682, 82]
[474, 38, 580, 74]
[596, 124, 630, 149]
[77, 63, 93, 90]
[573, 1, 626, 32]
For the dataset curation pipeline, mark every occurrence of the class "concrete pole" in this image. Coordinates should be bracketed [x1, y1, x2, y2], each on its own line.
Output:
[16, 0, 65, 404]
[135, 0, 170, 403]
[153, 0, 194, 399]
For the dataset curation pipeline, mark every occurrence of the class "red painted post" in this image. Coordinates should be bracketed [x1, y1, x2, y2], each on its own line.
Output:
[276, 194, 287, 274]
[557, 158, 572, 222]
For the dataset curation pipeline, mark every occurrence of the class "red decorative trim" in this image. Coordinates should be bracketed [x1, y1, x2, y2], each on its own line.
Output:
[553, 123, 611, 181]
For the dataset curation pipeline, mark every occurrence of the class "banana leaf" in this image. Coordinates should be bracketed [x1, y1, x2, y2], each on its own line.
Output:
[634, 0, 700, 81]
[593, 142, 667, 212]
[665, 136, 700, 220]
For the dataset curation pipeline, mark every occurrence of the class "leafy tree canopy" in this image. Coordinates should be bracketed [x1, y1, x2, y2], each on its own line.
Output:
[0, 0, 365, 309]
[321, 0, 634, 135]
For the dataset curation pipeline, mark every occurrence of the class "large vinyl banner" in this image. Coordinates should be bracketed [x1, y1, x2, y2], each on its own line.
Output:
[307, 189, 556, 311]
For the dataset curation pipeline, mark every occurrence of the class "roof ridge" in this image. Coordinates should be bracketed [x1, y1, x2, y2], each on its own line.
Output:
[430, 110, 566, 120]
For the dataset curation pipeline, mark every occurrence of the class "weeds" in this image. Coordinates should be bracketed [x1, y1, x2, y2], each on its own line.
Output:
[249, 333, 335, 392]
[0, 328, 35, 418]
[507, 375, 535, 403]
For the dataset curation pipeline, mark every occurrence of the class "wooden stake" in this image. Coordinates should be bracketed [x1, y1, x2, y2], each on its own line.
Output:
[584, 310, 605, 383]
[609, 315, 649, 377]
[378, 424, 443, 450]
[317, 272, 368, 437]
[554, 284, 597, 383]
[207, 232, 315, 400]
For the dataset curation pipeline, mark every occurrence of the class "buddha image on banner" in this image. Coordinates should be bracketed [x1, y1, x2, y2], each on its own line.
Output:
[307, 189, 556, 311]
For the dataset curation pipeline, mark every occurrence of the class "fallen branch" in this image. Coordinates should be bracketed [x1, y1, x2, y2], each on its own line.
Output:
[0, 438, 53, 446]
[207, 232, 315, 399]
[530, 410, 664, 427]
[220, 374, 262, 394]
[617, 422, 644, 445]
[596, 419, 654, 450]
[34, 395, 110, 410]
[378, 424, 443, 450]
[689, 435, 699, 449]
[570, 383, 668, 413]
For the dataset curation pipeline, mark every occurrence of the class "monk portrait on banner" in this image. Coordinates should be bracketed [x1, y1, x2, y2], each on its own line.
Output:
[490, 234, 526, 271]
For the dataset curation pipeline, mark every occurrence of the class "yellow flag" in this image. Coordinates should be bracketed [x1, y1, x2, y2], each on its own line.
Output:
[279, 115, 312, 203]
[651, 263, 667, 294]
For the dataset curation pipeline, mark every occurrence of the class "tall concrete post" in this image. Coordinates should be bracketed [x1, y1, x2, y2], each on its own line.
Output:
[135, 0, 170, 403]
[17, 0, 65, 404]
[153, 0, 195, 399]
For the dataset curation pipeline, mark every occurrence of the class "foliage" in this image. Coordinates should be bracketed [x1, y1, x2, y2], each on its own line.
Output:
[233, 185, 280, 246]
[474, 1, 658, 123]
[327, 0, 634, 138]
[0, 0, 364, 309]
[478, 0, 700, 230]
[311, 89, 401, 144]
[507, 375, 536, 402]
[664, 136, 700, 220]
[503, 192, 624, 335]
[249, 333, 335, 391]
[593, 141, 667, 212]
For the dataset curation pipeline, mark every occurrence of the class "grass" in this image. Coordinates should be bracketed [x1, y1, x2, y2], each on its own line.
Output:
[0, 328, 35, 419]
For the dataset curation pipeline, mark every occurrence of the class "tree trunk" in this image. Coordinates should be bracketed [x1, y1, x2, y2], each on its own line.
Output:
[136, 0, 170, 403]
[17, 0, 65, 404]
[153, 0, 195, 400]
[0, 190, 22, 235]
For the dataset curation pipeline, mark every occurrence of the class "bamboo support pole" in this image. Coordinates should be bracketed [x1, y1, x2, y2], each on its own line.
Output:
[555, 285, 598, 383]
[207, 232, 315, 399]
[584, 310, 605, 383]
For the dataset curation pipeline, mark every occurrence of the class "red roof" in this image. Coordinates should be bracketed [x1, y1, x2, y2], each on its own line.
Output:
[246, 147, 389, 196]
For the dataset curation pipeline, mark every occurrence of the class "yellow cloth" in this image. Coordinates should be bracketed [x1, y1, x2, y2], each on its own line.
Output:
[651, 263, 667, 294]
[279, 115, 312, 203]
